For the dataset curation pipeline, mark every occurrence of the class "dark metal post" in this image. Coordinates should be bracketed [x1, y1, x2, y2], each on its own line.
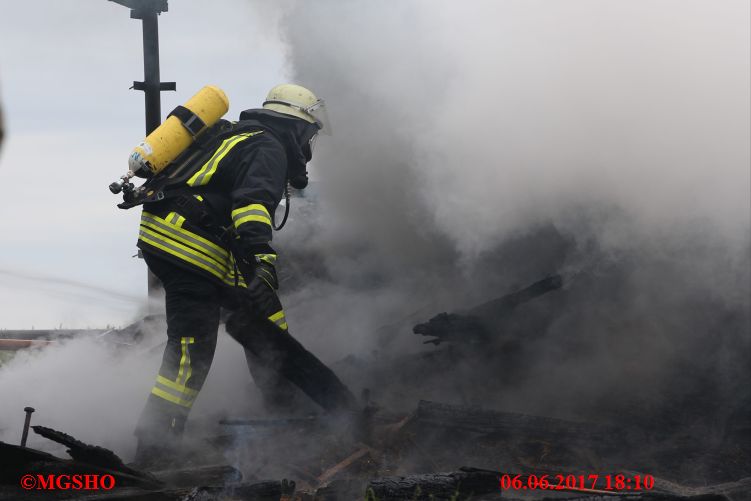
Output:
[138, 9, 163, 135]
[131, 7, 175, 295]
[128, 4, 176, 135]
[20, 407, 35, 447]
[109, 0, 175, 299]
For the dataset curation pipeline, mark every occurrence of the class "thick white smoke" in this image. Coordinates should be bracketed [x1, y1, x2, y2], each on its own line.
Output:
[268, 0, 750, 429]
[275, 0, 749, 258]
[0, 320, 259, 456]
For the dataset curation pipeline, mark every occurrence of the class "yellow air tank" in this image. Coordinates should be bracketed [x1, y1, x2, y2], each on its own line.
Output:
[128, 85, 229, 176]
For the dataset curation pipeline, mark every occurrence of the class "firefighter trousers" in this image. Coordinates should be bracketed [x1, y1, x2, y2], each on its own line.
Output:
[134, 252, 298, 453]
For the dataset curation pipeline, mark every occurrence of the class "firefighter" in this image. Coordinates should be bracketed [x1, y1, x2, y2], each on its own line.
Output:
[133, 84, 357, 464]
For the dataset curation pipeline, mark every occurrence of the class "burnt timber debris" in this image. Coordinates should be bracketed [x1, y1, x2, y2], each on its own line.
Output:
[413, 274, 563, 346]
[364, 468, 501, 500]
[1, 276, 749, 500]
[1, 400, 748, 500]
[30, 426, 159, 484]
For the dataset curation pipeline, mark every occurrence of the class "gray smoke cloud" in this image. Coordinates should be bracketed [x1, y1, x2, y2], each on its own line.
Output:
[269, 0, 751, 436]
[276, 0, 749, 259]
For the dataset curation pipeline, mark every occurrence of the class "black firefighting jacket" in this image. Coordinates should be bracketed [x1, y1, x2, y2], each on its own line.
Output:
[136, 109, 315, 288]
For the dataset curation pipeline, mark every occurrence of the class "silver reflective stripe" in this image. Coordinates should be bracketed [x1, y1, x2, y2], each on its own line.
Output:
[141, 214, 228, 263]
[138, 229, 227, 278]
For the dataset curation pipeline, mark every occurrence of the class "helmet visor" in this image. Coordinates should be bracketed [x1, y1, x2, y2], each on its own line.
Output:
[264, 97, 332, 135]
[304, 99, 332, 135]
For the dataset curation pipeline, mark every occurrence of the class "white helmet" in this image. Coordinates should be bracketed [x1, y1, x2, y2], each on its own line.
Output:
[263, 83, 330, 133]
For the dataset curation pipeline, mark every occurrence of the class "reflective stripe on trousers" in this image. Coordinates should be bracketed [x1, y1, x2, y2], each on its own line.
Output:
[151, 337, 199, 408]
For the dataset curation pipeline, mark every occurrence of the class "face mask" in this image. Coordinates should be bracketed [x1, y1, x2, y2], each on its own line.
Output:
[289, 172, 309, 189]
[288, 121, 319, 190]
[300, 119, 320, 162]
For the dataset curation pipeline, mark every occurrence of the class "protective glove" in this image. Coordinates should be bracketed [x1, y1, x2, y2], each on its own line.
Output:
[240, 253, 280, 317]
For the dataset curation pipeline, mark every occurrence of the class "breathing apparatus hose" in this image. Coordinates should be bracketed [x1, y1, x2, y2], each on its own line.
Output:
[273, 183, 291, 231]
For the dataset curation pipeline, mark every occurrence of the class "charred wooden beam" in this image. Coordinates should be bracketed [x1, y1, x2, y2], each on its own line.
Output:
[72, 479, 291, 500]
[365, 467, 499, 501]
[219, 416, 320, 427]
[413, 274, 563, 345]
[0, 441, 64, 483]
[0, 440, 161, 490]
[315, 477, 368, 501]
[413, 400, 624, 451]
[472, 274, 563, 319]
[180, 479, 291, 501]
[151, 465, 242, 488]
[623, 472, 751, 499]
[413, 313, 485, 346]
[32, 426, 160, 486]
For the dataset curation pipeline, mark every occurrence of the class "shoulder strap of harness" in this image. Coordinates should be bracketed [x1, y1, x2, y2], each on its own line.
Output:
[117, 121, 264, 209]
[168, 105, 207, 138]
[118, 120, 292, 230]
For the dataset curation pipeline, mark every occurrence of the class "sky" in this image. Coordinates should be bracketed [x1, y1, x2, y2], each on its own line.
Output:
[0, 0, 289, 329]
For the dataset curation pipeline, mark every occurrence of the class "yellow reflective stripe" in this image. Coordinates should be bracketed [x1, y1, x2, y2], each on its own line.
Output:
[166, 212, 185, 227]
[186, 131, 263, 187]
[141, 219, 227, 265]
[232, 203, 270, 219]
[140, 222, 225, 267]
[223, 255, 248, 288]
[138, 228, 228, 280]
[235, 214, 272, 227]
[187, 135, 247, 186]
[223, 277, 246, 287]
[151, 340, 199, 409]
[231, 203, 272, 228]
[156, 375, 198, 397]
[151, 387, 194, 408]
[142, 211, 228, 260]
[194, 194, 204, 201]
[176, 337, 194, 386]
[224, 273, 247, 288]
[268, 311, 285, 322]
[256, 253, 277, 266]
[268, 310, 288, 331]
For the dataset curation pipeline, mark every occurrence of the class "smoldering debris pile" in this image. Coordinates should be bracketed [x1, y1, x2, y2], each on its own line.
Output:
[1, 277, 749, 501]
[2, 399, 750, 500]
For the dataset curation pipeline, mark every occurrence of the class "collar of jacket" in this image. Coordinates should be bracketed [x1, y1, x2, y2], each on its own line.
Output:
[237, 108, 316, 183]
